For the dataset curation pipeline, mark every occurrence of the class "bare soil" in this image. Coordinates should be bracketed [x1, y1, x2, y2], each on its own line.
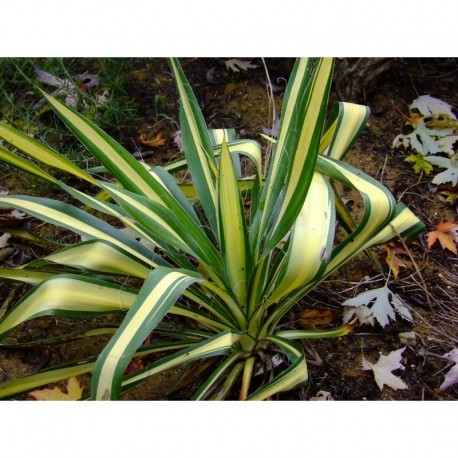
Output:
[0, 58, 457, 400]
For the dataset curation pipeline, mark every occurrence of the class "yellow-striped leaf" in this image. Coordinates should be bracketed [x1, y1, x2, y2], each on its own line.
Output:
[218, 138, 250, 308]
[92, 267, 202, 400]
[0, 275, 137, 339]
[0, 121, 96, 184]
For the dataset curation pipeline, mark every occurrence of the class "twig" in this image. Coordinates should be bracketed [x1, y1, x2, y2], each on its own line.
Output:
[389, 222, 434, 311]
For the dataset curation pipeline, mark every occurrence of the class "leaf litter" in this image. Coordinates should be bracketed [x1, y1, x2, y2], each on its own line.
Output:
[361, 347, 408, 391]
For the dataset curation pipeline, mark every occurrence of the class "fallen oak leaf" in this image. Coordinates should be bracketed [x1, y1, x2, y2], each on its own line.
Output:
[361, 347, 408, 391]
[426, 221, 458, 254]
[138, 131, 167, 148]
[29, 376, 83, 401]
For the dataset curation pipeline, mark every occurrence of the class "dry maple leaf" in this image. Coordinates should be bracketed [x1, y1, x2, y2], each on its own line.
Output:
[138, 131, 167, 148]
[361, 347, 408, 391]
[29, 376, 83, 401]
[382, 243, 408, 278]
[297, 308, 338, 330]
[426, 221, 458, 254]
[343, 286, 412, 329]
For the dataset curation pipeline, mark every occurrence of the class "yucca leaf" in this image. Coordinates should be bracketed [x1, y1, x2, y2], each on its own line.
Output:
[0, 361, 94, 399]
[358, 203, 425, 248]
[91, 267, 202, 400]
[39, 90, 167, 200]
[0, 340, 195, 399]
[0, 268, 57, 284]
[121, 330, 242, 394]
[247, 253, 272, 319]
[250, 58, 311, 248]
[212, 361, 245, 400]
[212, 139, 264, 179]
[0, 121, 96, 184]
[24, 239, 152, 279]
[200, 280, 247, 329]
[0, 274, 138, 339]
[168, 58, 218, 234]
[100, 182, 195, 253]
[252, 58, 334, 256]
[276, 322, 356, 340]
[218, 138, 250, 308]
[0, 145, 60, 184]
[265, 172, 335, 306]
[169, 304, 230, 333]
[148, 166, 201, 225]
[239, 356, 256, 400]
[101, 182, 221, 271]
[316, 155, 396, 275]
[247, 336, 308, 400]
[0, 194, 165, 269]
[191, 353, 242, 400]
[320, 102, 370, 160]
[0, 326, 118, 349]
[164, 139, 263, 180]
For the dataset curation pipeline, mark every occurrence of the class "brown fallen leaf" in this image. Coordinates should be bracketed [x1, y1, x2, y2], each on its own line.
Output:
[29, 376, 83, 401]
[138, 131, 167, 148]
[344, 369, 371, 379]
[426, 221, 458, 254]
[124, 356, 144, 375]
[297, 309, 338, 330]
[382, 243, 408, 278]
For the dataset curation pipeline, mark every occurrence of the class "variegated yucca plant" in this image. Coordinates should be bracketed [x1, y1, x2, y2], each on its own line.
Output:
[0, 58, 424, 400]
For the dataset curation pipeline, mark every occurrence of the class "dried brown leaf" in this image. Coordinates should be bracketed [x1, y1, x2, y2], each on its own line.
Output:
[139, 131, 167, 148]
[297, 309, 338, 330]
[426, 221, 458, 254]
